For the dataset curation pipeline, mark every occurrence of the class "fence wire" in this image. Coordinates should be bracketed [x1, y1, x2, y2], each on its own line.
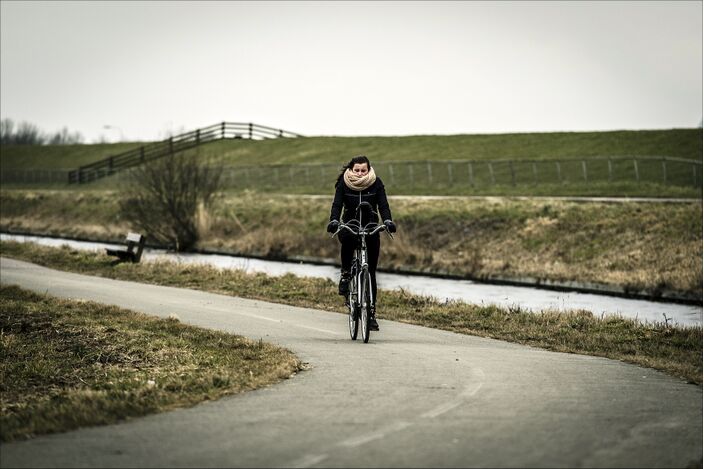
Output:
[2, 157, 701, 191]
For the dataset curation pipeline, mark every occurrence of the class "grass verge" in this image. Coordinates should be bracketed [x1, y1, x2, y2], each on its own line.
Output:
[1, 241, 701, 387]
[2, 189, 701, 298]
[0, 283, 302, 442]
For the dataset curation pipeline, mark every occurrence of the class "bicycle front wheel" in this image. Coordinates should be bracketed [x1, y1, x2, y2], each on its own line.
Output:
[361, 269, 371, 343]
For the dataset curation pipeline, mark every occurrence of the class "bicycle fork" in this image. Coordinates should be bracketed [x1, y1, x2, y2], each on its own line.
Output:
[357, 267, 365, 312]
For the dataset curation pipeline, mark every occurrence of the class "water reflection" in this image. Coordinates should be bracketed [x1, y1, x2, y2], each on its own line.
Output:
[2, 233, 701, 328]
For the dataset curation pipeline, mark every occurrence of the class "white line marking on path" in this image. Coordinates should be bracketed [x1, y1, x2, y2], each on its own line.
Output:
[421, 381, 484, 419]
[220, 308, 341, 335]
[287, 453, 329, 468]
[286, 363, 485, 466]
[339, 420, 414, 448]
[295, 324, 342, 335]
[421, 400, 463, 419]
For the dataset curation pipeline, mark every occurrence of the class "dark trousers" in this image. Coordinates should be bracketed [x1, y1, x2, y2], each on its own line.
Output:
[339, 231, 380, 304]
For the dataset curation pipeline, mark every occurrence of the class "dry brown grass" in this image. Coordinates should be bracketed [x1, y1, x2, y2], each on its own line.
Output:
[1, 190, 701, 296]
[0, 283, 301, 442]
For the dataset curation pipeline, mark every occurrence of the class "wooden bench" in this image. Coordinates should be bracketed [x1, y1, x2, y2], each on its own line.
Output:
[106, 232, 146, 263]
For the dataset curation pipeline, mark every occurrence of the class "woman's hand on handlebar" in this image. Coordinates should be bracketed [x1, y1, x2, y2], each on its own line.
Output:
[326, 220, 339, 233]
[369, 223, 394, 238]
[383, 220, 397, 233]
[329, 221, 357, 238]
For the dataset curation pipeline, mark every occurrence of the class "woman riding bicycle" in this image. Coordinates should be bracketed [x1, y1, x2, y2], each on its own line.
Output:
[326, 155, 396, 331]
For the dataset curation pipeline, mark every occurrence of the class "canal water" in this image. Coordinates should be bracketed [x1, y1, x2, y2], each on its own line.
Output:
[1, 233, 701, 328]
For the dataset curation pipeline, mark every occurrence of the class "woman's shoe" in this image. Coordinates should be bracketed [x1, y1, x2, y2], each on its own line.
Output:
[338, 271, 351, 296]
[369, 307, 380, 331]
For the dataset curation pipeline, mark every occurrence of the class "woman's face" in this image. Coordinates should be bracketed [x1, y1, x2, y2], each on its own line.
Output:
[352, 163, 369, 177]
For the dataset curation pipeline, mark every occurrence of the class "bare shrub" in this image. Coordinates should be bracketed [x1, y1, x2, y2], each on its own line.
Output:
[0, 118, 83, 145]
[119, 150, 223, 251]
[6, 120, 44, 145]
[47, 126, 83, 145]
[0, 118, 15, 143]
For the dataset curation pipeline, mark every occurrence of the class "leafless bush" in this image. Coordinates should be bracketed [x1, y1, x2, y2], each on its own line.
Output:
[0, 118, 15, 143]
[0, 118, 83, 145]
[4, 120, 44, 144]
[119, 150, 223, 251]
[47, 126, 83, 145]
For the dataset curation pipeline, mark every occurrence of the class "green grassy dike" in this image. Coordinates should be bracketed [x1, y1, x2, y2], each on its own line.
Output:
[1, 241, 700, 389]
[2, 129, 702, 170]
[3, 129, 702, 198]
[0, 283, 302, 442]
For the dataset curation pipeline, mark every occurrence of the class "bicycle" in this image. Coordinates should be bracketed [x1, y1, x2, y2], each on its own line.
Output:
[331, 201, 393, 343]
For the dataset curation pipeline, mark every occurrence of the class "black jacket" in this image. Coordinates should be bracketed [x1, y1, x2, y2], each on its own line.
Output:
[330, 178, 393, 227]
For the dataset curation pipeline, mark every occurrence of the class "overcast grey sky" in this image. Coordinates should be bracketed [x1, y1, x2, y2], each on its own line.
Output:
[1, 0, 701, 143]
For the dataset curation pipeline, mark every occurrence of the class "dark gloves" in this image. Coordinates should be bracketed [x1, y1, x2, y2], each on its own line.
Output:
[326, 220, 339, 233]
[383, 219, 397, 233]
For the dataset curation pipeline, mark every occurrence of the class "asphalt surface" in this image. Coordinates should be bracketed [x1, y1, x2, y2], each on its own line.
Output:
[0, 257, 701, 468]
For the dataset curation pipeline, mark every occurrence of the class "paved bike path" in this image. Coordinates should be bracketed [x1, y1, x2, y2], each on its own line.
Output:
[0, 257, 701, 468]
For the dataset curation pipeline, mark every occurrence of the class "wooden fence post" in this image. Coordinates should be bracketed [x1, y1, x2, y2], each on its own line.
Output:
[582, 160, 587, 182]
[248, 123, 253, 139]
[196, 129, 200, 145]
[509, 161, 515, 186]
[693, 164, 698, 186]
[221, 122, 226, 139]
[608, 158, 612, 181]
[488, 162, 495, 185]
[633, 159, 639, 182]
[427, 162, 433, 185]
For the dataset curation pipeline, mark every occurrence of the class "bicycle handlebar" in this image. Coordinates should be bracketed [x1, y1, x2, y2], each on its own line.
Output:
[331, 221, 394, 239]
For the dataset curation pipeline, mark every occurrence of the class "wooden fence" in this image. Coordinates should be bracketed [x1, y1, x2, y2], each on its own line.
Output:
[66, 122, 303, 184]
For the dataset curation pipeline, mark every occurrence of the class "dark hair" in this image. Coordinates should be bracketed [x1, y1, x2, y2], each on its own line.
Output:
[335, 155, 372, 187]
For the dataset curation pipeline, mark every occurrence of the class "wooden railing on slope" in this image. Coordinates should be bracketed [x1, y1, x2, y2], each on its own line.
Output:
[67, 122, 302, 184]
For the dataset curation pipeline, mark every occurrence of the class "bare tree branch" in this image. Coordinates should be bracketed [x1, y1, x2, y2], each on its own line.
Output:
[119, 150, 223, 251]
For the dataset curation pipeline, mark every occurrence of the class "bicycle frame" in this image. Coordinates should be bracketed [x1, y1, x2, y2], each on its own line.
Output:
[353, 228, 374, 317]
[331, 199, 393, 342]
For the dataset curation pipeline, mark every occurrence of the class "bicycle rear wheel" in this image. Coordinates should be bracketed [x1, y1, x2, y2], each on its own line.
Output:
[348, 267, 359, 340]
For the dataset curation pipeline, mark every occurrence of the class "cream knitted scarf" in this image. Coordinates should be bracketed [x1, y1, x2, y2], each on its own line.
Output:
[343, 166, 377, 191]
